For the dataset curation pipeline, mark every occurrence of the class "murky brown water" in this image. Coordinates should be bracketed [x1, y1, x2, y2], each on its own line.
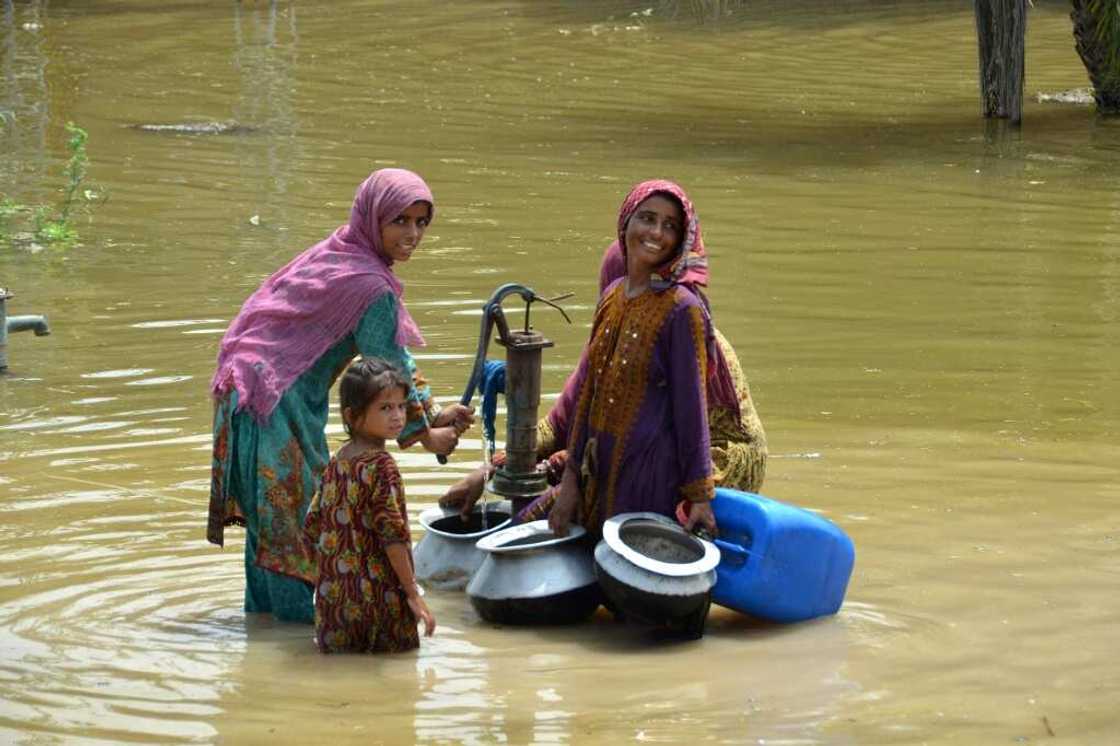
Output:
[2, 0, 1118, 743]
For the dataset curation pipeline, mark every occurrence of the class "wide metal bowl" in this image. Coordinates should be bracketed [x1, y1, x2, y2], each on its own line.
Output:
[414, 502, 512, 591]
[467, 520, 602, 625]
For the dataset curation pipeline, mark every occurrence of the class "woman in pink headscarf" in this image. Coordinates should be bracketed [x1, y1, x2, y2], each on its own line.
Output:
[207, 168, 473, 623]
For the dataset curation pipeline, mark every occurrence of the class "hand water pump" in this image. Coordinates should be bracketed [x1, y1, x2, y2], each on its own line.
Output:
[452, 283, 571, 515]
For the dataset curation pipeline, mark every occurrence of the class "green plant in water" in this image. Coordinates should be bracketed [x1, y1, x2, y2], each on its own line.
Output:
[58, 122, 89, 224]
[0, 120, 102, 248]
[33, 205, 78, 243]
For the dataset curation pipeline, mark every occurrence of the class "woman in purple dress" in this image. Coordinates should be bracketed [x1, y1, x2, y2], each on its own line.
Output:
[546, 180, 729, 537]
[442, 181, 766, 537]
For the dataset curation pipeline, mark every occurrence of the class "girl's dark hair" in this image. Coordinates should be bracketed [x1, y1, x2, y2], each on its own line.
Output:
[338, 358, 410, 438]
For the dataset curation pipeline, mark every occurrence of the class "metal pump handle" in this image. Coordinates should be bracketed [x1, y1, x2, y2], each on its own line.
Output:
[436, 283, 570, 464]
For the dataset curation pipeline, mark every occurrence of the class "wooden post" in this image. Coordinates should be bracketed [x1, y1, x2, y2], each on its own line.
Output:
[974, 0, 1027, 124]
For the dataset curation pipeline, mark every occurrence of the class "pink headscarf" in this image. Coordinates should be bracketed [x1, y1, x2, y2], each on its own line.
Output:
[598, 179, 739, 416]
[210, 168, 432, 421]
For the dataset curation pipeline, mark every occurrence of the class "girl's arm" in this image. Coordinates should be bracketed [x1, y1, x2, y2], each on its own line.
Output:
[367, 457, 436, 636]
[384, 542, 435, 636]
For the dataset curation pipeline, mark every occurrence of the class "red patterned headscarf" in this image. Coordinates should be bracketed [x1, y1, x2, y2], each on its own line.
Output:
[612, 179, 709, 291]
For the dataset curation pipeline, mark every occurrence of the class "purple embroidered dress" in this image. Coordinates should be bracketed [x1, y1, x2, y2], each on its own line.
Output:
[564, 280, 715, 530]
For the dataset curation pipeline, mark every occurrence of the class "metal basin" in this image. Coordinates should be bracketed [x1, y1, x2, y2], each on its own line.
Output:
[594, 512, 720, 638]
[467, 520, 601, 625]
[414, 502, 511, 591]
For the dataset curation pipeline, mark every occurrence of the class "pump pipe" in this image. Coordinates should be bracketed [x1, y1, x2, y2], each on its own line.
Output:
[0, 288, 51, 372]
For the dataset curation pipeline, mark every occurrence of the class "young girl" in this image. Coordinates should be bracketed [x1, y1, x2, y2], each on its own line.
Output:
[303, 358, 435, 653]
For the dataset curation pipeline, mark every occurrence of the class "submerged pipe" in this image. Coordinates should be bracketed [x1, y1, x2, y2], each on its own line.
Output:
[0, 288, 51, 371]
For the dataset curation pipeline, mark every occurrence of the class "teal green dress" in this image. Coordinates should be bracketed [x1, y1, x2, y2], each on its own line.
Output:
[207, 294, 435, 623]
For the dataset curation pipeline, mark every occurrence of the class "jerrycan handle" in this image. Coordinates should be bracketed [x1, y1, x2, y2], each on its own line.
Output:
[713, 539, 750, 568]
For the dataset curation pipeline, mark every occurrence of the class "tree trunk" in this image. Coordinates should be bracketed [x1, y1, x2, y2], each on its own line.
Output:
[974, 0, 1027, 124]
[1070, 0, 1120, 114]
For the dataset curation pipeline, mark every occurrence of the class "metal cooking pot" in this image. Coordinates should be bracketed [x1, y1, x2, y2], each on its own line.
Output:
[414, 502, 512, 591]
[594, 512, 720, 638]
[467, 520, 602, 625]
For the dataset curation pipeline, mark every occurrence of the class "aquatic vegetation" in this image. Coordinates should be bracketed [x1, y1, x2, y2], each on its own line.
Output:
[0, 121, 103, 249]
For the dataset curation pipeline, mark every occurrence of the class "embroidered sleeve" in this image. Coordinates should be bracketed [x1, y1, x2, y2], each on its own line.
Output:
[397, 351, 436, 448]
[667, 299, 714, 503]
[560, 346, 593, 475]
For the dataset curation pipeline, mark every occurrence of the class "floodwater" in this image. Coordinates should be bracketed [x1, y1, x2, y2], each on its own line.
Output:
[1, 0, 1118, 743]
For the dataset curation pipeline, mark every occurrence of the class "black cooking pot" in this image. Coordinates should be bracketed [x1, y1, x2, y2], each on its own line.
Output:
[593, 512, 720, 638]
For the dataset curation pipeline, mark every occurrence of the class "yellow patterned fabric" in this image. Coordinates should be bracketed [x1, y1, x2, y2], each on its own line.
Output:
[536, 417, 558, 461]
[708, 328, 768, 493]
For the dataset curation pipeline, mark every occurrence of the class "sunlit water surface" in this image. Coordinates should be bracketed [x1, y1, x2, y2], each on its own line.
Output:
[1, 1, 1118, 743]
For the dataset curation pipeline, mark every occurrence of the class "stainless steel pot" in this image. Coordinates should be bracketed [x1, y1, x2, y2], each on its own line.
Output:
[594, 512, 720, 638]
[467, 520, 602, 625]
[414, 502, 512, 591]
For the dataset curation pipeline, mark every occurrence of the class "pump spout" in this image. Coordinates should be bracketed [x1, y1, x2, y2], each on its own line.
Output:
[7, 314, 50, 336]
[0, 288, 52, 371]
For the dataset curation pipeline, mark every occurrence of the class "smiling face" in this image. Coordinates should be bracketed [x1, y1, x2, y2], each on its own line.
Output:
[345, 385, 408, 444]
[379, 201, 432, 263]
[624, 194, 684, 275]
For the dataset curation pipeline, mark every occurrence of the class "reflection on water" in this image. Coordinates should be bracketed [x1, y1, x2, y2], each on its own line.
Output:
[2, 0, 1120, 743]
[1, 0, 49, 192]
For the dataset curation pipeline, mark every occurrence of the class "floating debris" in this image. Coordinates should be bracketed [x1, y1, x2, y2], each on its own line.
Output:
[127, 121, 259, 135]
[1035, 88, 1094, 105]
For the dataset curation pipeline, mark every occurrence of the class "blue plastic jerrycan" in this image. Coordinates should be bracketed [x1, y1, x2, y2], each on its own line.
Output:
[708, 488, 854, 623]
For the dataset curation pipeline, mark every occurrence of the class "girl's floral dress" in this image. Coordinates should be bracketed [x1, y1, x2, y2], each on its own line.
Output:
[302, 449, 419, 653]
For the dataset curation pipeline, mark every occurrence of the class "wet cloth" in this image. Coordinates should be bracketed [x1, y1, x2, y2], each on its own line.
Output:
[210, 169, 431, 422]
[478, 359, 506, 456]
[303, 449, 419, 653]
[207, 294, 435, 622]
[563, 279, 715, 531]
